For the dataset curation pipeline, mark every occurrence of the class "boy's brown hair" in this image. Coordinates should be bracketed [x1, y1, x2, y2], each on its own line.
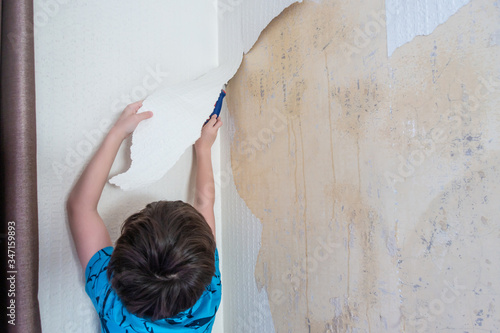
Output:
[107, 200, 216, 321]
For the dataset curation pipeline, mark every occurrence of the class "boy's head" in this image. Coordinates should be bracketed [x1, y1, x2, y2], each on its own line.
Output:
[107, 200, 216, 321]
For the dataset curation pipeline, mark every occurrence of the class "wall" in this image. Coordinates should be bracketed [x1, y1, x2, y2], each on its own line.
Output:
[222, 0, 500, 332]
[34, 1, 223, 332]
[35, 0, 500, 332]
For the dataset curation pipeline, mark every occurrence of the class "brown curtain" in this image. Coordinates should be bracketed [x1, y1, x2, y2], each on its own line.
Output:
[0, 0, 42, 332]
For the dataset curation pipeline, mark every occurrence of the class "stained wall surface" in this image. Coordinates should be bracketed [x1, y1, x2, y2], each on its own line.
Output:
[223, 0, 500, 331]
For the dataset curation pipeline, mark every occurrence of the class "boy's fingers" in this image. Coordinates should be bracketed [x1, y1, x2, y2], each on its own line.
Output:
[208, 114, 218, 126]
[215, 118, 223, 128]
[128, 100, 144, 113]
[138, 111, 153, 121]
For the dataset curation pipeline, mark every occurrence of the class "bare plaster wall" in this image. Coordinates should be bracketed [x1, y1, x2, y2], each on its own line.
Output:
[225, 0, 500, 331]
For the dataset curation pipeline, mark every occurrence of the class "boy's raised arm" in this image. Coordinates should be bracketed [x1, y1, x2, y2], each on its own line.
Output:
[67, 101, 153, 270]
[194, 114, 223, 241]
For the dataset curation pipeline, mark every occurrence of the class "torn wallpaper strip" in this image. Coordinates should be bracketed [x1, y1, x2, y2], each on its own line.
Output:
[110, 0, 302, 190]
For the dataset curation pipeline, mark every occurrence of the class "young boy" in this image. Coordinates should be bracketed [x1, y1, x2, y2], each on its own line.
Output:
[67, 101, 223, 332]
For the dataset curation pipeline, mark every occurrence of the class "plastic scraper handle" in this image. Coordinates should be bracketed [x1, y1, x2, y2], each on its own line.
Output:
[204, 89, 226, 125]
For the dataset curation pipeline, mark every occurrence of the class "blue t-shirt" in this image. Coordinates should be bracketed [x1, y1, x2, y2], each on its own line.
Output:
[85, 246, 221, 333]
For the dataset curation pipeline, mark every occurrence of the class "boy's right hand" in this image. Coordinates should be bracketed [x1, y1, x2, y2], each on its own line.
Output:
[195, 115, 222, 151]
[111, 101, 153, 141]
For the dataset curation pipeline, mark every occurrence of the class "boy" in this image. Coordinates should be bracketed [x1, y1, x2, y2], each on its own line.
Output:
[67, 101, 223, 332]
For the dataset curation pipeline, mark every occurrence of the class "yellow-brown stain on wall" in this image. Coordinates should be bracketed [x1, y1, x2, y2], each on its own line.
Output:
[226, 0, 500, 331]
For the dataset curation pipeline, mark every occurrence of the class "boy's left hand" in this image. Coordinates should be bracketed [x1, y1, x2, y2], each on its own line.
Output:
[195, 115, 223, 152]
[112, 101, 153, 140]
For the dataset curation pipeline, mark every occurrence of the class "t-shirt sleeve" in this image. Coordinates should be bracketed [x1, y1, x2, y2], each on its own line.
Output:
[214, 247, 221, 279]
[85, 246, 114, 312]
[213, 247, 221, 292]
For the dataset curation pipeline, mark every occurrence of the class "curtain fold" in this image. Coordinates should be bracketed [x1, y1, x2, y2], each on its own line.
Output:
[1, 0, 42, 332]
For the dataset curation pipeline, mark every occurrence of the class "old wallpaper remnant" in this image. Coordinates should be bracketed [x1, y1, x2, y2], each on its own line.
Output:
[385, 0, 471, 56]
[226, 0, 499, 331]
